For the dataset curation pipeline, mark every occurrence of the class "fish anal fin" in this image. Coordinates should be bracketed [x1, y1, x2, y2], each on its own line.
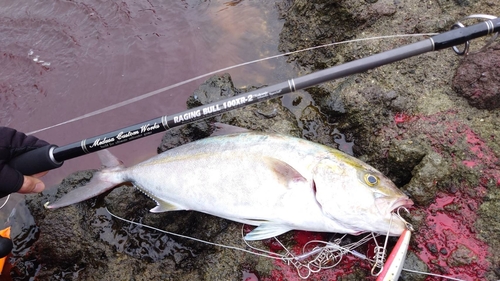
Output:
[244, 223, 292, 241]
[150, 201, 185, 213]
[263, 157, 307, 187]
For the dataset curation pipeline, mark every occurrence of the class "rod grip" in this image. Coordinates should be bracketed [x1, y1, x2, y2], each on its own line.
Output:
[8, 145, 64, 175]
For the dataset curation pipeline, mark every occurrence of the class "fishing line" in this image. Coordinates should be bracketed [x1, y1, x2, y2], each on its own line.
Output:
[0, 195, 10, 210]
[109, 206, 455, 280]
[27, 33, 437, 135]
[290, 235, 376, 279]
[106, 206, 298, 261]
[370, 214, 394, 276]
[375, 210, 466, 281]
[241, 229, 292, 259]
[401, 268, 466, 281]
[106, 207, 468, 280]
[105, 207, 376, 270]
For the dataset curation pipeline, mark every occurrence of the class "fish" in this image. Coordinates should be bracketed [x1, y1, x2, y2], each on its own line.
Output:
[46, 124, 413, 240]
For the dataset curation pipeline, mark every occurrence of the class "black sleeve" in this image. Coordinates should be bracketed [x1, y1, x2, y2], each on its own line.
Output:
[0, 127, 49, 197]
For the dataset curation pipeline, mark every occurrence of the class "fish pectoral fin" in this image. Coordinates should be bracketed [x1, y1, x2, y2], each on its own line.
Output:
[149, 201, 185, 213]
[244, 223, 292, 241]
[263, 157, 307, 187]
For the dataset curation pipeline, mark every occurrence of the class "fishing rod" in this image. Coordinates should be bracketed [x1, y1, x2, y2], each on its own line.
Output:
[8, 14, 500, 176]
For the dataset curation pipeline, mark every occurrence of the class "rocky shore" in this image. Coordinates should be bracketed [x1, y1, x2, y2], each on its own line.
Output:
[8, 0, 500, 280]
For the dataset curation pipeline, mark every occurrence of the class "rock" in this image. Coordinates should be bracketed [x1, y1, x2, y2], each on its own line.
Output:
[401, 152, 450, 205]
[453, 45, 500, 110]
[337, 268, 369, 281]
[399, 251, 428, 281]
[299, 104, 345, 149]
[157, 121, 214, 153]
[447, 244, 478, 267]
[187, 73, 239, 107]
[476, 188, 500, 280]
[387, 139, 427, 185]
[278, 0, 398, 70]
[307, 86, 346, 121]
[11, 0, 500, 279]
[278, 0, 356, 70]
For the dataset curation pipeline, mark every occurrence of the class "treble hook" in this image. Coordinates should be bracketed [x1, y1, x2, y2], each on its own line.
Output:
[451, 14, 499, 55]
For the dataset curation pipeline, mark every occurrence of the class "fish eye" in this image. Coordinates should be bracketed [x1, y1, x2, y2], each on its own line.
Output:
[364, 174, 378, 186]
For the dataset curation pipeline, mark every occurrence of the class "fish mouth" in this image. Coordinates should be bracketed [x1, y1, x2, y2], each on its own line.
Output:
[389, 197, 414, 213]
[375, 196, 414, 219]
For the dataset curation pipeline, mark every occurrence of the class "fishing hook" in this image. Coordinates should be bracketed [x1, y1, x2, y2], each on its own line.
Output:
[451, 14, 499, 55]
[371, 207, 414, 276]
[396, 206, 414, 231]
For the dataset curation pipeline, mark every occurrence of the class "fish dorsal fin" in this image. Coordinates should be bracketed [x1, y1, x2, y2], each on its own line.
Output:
[211, 123, 251, 137]
[244, 223, 292, 240]
[97, 149, 123, 168]
[263, 157, 307, 187]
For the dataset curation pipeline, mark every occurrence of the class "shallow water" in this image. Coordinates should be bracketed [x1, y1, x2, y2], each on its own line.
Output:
[0, 0, 295, 257]
[0, 2, 362, 278]
[0, 0, 289, 187]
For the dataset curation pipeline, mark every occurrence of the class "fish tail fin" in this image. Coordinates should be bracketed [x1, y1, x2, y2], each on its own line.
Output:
[45, 150, 126, 209]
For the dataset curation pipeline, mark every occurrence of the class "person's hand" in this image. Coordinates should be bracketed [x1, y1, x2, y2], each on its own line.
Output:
[0, 127, 50, 197]
[18, 172, 49, 194]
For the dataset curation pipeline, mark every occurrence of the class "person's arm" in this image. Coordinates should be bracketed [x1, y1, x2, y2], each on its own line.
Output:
[0, 127, 49, 198]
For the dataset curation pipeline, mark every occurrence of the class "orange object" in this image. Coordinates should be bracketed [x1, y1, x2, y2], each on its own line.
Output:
[0, 227, 11, 275]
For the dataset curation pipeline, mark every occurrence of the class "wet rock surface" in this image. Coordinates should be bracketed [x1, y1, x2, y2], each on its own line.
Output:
[399, 251, 428, 281]
[8, 0, 500, 280]
[278, 0, 500, 279]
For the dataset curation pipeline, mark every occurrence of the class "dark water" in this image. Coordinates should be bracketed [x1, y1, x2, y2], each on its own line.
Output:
[0, 0, 289, 187]
[0, 0, 293, 254]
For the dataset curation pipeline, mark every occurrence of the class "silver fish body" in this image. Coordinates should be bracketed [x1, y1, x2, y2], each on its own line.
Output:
[48, 131, 413, 240]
